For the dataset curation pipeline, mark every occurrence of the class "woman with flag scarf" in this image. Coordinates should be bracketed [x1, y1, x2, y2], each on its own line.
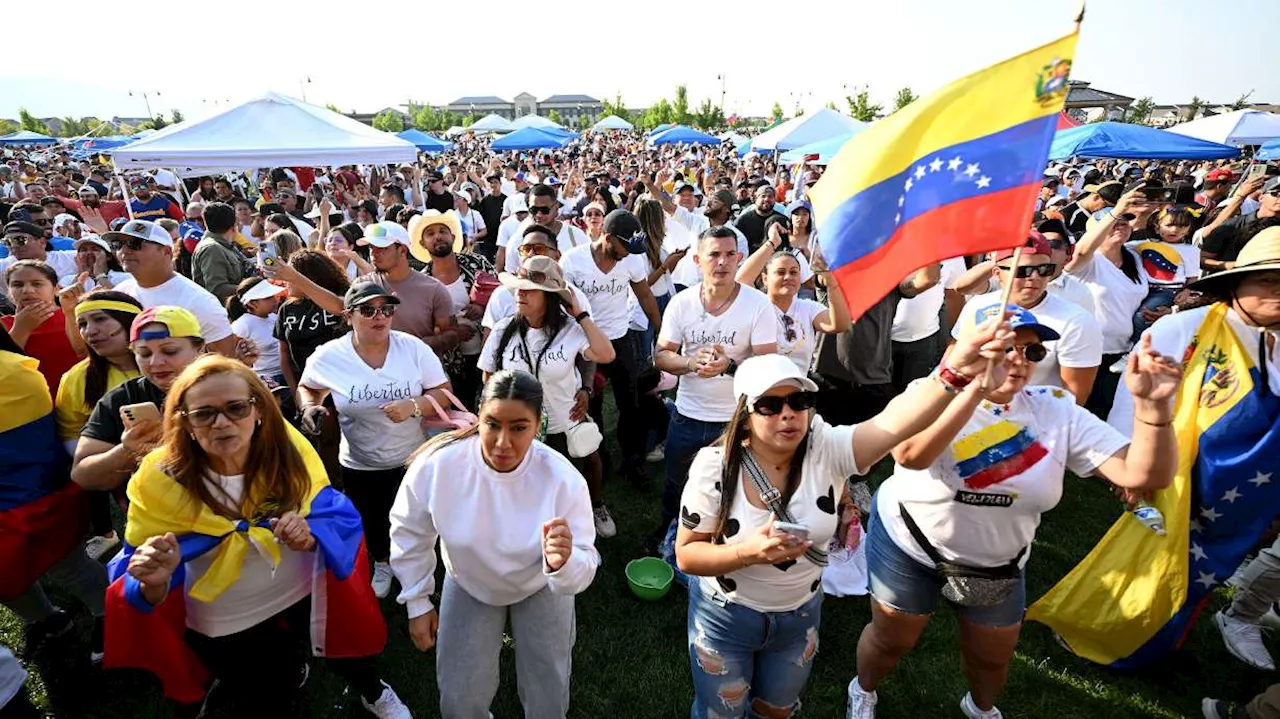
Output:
[105, 355, 410, 717]
[1030, 227, 1280, 672]
[846, 305, 1181, 719]
[0, 322, 106, 664]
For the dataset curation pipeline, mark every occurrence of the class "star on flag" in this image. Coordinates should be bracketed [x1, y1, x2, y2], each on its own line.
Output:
[1195, 571, 1217, 589]
[1250, 471, 1272, 487]
[896, 155, 985, 225]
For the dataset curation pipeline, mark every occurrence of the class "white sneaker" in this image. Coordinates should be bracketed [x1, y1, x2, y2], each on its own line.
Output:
[1109, 353, 1130, 374]
[1214, 610, 1276, 670]
[361, 680, 412, 719]
[645, 443, 665, 463]
[960, 692, 1003, 718]
[846, 677, 877, 719]
[371, 561, 394, 599]
[593, 505, 617, 538]
[85, 533, 121, 562]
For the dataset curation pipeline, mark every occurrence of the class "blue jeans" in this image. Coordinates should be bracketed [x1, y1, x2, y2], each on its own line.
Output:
[1131, 286, 1178, 340]
[661, 410, 728, 527]
[687, 577, 822, 718]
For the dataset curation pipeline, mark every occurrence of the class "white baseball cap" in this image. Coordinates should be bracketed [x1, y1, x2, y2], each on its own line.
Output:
[73, 234, 112, 253]
[733, 354, 819, 406]
[240, 279, 288, 303]
[103, 219, 173, 247]
[356, 221, 411, 248]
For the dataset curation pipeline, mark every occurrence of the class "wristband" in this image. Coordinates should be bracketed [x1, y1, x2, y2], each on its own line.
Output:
[1134, 415, 1172, 427]
[937, 365, 973, 390]
[724, 358, 739, 377]
[933, 373, 960, 395]
[574, 311, 590, 323]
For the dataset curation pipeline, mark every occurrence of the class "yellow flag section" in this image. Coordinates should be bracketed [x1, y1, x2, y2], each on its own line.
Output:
[1027, 303, 1260, 667]
[123, 423, 329, 602]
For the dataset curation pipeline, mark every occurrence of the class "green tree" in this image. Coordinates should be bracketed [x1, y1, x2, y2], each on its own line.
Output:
[673, 85, 690, 125]
[170, 109, 184, 124]
[1125, 96, 1156, 125]
[692, 99, 726, 130]
[58, 117, 91, 137]
[0, 119, 16, 135]
[18, 108, 49, 135]
[639, 99, 674, 130]
[845, 88, 882, 122]
[324, 103, 343, 114]
[440, 110, 461, 130]
[413, 105, 442, 132]
[1230, 90, 1255, 110]
[893, 87, 918, 112]
[601, 93, 629, 122]
[461, 114, 477, 128]
[137, 115, 168, 131]
[547, 109, 564, 126]
[770, 101, 784, 121]
[1184, 96, 1204, 121]
[372, 111, 405, 132]
[825, 100, 839, 111]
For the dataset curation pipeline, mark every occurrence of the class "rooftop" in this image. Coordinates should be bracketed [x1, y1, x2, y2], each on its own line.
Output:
[448, 96, 508, 105]
[1065, 81, 1134, 106]
[542, 94, 599, 104]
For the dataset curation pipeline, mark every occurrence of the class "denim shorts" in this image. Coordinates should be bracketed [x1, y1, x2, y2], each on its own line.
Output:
[865, 497, 1026, 627]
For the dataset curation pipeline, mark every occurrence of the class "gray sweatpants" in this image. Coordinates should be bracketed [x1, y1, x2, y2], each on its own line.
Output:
[1229, 535, 1280, 622]
[436, 575, 576, 719]
[3, 547, 107, 623]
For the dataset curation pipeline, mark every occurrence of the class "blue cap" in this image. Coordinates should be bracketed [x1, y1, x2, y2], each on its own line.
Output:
[973, 304, 1061, 342]
[178, 221, 203, 241]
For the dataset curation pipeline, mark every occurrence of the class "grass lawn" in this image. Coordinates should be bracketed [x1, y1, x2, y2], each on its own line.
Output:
[3, 405, 1275, 718]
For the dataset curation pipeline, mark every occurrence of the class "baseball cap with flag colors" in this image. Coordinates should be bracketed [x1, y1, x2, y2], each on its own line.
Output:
[129, 306, 203, 343]
[356, 221, 410, 248]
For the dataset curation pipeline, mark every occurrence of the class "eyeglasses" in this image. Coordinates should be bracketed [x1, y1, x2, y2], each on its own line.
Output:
[112, 236, 147, 251]
[584, 210, 604, 218]
[2, 235, 38, 247]
[356, 304, 397, 318]
[1006, 343, 1048, 363]
[182, 397, 257, 428]
[750, 391, 818, 416]
[780, 314, 797, 342]
[528, 205, 555, 215]
[1046, 239, 1071, 251]
[518, 243, 552, 256]
[996, 262, 1056, 279]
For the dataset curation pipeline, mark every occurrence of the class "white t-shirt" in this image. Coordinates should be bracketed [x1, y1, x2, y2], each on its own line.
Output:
[1109, 305, 1280, 437]
[658, 285, 777, 422]
[501, 221, 590, 274]
[670, 225, 749, 288]
[1048, 271, 1097, 316]
[1068, 249, 1150, 354]
[627, 249, 676, 331]
[389, 435, 599, 617]
[891, 257, 965, 343]
[231, 312, 283, 378]
[183, 472, 315, 638]
[955, 291, 1102, 390]
[775, 298, 827, 373]
[458, 208, 486, 242]
[680, 415, 863, 612]
[876, 385, 1129, 570]
[478, 317, 590, 434]
[0, 250, 79, 281]
[559, 245, 647, 341]
[1127, 240, 1201, 287]
[113, 274, 234, 343]
[671, 205, 710, 238]
[299, 330, 449, 470]
[481, 284, 592, 330]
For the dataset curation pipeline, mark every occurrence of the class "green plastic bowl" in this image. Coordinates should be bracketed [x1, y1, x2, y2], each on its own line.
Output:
[625, 557, 674, 601]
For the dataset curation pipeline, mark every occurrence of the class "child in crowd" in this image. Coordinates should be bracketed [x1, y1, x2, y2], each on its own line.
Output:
[1129, 205, 1202, 339]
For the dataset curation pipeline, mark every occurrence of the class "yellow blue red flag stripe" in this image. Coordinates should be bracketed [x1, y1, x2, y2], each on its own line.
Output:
[809, 31, 1078, 319]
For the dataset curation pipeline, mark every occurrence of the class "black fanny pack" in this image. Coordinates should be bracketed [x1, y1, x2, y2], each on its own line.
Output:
[898, 503, 1025, 607]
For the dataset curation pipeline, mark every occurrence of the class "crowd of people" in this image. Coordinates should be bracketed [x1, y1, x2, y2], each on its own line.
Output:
[1, 131, 1280, 719]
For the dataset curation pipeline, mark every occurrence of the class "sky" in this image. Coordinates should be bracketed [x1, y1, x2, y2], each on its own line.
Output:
[2, 0, 1275, 123]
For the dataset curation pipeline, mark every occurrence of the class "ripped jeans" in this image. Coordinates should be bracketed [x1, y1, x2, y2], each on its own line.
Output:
[687, 577, 822, 719]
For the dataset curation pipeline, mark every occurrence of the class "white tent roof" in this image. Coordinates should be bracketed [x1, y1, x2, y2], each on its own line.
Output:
[111, 92, 417, 170]
[469, 113, 515, 133]
[510, 114, 561, 131]
[1165, 109, 1280, 146]
[591, 115, 634, 132]
[749, 108, 867, 152]
[719, 131, 748, 145]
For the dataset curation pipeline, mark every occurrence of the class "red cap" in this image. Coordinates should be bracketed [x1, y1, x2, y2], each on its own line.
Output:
[992, 231, 1052, 262]
[1204, 168, 1236, 182]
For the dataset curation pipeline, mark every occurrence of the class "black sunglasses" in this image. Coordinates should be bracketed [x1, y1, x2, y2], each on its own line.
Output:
[751, 391, 818, 416]
[182, 397, 257, 428]
[2, 235, 39, 247]
[780, 314, 797, 342]
[997, 262, 1056, 279]
[1046, 239, 1071, 250]
[356, 304, 396, 318]
[1006, 343, 1048, 362]
[528, 205, 555, 215]
[112, 236, 147, 251]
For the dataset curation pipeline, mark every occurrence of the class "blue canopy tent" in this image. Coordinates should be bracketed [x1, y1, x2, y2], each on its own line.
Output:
[396, 129, 453, 153]
[778, 131, 863, 165]
[1257, 139, 1280, 161]
[737, 138, 768, 157]
[0, 131, 57, 146]
[649, 125, 721, 146]
[490, 127, 573, 151]
[1049, 122, 1240, 161]
[648, 123, 673, 136]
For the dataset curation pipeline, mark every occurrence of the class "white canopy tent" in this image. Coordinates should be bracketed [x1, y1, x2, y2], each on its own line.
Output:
[749, 108, 866, 153]
[591, 115, 634, 132]
[1165, 109, 1280, 146]
[510, 114, 561, 131]
[468, 113, 515, 133]
[111, 92, 418, 170]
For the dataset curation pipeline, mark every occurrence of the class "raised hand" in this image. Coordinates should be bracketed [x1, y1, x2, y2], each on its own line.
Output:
[1126, 333, 1183, 405]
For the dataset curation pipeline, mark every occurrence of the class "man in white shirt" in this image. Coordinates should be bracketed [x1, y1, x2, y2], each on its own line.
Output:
[497, 184, 589, 274]
[106, 219, 239, 357]
[1039, 216, 1097, 314]
[560, 210, 662, 490]
[645, 175, 709, 239]
[1, 220, 79, 279]
[653, 225, 778, 547]
[891, 257, 966, 392]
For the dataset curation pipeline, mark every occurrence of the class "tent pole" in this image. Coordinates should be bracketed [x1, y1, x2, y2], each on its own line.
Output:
[112, 161, 135, 220]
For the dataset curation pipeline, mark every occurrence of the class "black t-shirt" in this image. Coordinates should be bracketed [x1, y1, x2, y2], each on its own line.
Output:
[82, 377, 167, 445]
[425, 190, 455, 214]
[732, 208, 786, 254]
[1202, 213, 1280, 262]
[476, 193, 507, 252]
[814, 288, 902, 387]
[273, 298, 349, 377]
[1062, 202, 1091, 237]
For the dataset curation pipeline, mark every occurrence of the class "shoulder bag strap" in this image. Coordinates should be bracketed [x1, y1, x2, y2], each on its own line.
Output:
[741, 449, 827, 566]
[897, 502, 948, 566]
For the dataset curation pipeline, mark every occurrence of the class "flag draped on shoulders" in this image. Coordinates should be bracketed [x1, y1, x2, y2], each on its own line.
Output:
[0, 350, 87, 600]
[1028, 303, 1280, 667]
[808, 31, 1078, 320]
[104, 424, 386, 704]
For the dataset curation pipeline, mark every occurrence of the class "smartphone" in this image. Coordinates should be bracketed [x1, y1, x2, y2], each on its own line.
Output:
[259, 243, 279, 269]
[1247, 163, 1268, 181]
[120, 402, 161, 428]
[1141, 186, 1177, 203]
[772, 521, 810, 546]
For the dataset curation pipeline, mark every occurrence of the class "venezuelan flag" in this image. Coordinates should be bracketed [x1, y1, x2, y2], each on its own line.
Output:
[952, 420, 1049, 490]
[1028, 303, 1280, 667]
[0, 350, 87, 601]
[1136, 241, 1183, 283]
[810, 31, 1078, 319]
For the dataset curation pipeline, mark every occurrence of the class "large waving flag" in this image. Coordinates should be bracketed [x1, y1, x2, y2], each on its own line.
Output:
[1028, 303, 1280, 667]
[0, 350, 87, 601]
[809, 31, 1078, 319]
[104, 425, 387, 703]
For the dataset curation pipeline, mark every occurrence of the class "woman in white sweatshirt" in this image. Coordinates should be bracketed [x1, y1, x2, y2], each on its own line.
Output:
[389, 369, 599, 719]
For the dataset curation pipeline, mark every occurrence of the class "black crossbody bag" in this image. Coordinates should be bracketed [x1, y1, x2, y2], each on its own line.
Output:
[898, 503, 1025, 607]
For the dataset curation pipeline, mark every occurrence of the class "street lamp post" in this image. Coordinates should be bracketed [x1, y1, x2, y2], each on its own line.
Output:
[129, 91, 155, 119]
[717, 74, 726, 110]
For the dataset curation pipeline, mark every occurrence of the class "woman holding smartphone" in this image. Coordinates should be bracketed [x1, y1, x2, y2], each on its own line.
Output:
[675, 315, 1012, 718]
